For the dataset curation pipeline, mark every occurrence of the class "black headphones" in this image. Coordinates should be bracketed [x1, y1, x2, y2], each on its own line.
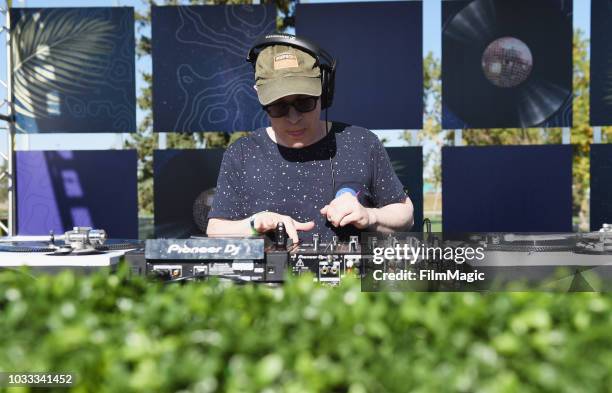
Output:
[246, 32, 337, 109]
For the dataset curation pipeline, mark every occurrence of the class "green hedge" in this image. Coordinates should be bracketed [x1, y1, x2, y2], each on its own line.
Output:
[1, 266, 612, 393]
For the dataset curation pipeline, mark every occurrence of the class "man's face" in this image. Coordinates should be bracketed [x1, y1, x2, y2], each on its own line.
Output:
[267, 94, 322, 149]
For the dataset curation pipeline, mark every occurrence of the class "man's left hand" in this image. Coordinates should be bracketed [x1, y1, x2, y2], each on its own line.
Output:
[320, 192, 376, 229]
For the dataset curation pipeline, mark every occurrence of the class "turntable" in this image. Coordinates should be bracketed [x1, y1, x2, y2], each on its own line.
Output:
[0, 227, 143, 275]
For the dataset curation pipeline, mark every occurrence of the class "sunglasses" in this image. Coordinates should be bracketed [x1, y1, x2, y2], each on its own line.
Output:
[263, 96, 319, 118]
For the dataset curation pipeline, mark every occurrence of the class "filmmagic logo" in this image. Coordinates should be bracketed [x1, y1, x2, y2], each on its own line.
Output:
[166, 244, 241, 256]
[372, 269, 485, 283]
[369, 244, 487, 284]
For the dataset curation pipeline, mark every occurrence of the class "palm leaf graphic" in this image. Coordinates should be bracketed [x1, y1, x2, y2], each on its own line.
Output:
[12, 9, 115, 119]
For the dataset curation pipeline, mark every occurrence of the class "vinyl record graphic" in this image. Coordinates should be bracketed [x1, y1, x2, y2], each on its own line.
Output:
[442, 0, 572, 128]
[153, 149, 224, 239]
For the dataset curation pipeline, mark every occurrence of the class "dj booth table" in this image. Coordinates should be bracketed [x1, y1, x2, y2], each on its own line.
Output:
[1, 228, 612, 291]
[0, 249, 137, 275]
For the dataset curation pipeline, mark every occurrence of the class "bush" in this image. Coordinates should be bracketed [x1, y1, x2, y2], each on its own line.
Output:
[1, 265, 612, 393]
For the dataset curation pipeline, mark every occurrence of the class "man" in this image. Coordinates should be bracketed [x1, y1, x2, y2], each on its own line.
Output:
[207, 34, 413, 244]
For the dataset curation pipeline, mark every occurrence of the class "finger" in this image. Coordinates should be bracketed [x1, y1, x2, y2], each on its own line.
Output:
[329, 209, 352, 227]
[332, 192, 357, 206]
[339, 211, 362, 227]
[282, 217, 300, 244]
[325, 206, 338, 225]
[259, 214, 282, 233]
[259, 216, 276, 232]
[254, 215, 267, 232]
[323, 196, 356, 219]
[294, 220, 315, 231]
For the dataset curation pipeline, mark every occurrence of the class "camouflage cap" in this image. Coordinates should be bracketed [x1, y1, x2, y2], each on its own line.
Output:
[255, 45, 322, 105]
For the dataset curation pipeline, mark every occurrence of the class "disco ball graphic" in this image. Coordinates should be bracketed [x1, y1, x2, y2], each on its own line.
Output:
[481, 37, 533, 88]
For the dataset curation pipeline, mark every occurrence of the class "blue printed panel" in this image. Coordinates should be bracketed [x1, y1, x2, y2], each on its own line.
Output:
[153, 148, 422, 237]
[590, 0, 612, 126]
[386, 147, 423, 231]
[152, 5, 275, 133]
[590, 144, 612, 230]
[154, 149, 225, 238]
[10, 8, 136, 133]
[16, 150, 138, 238]
[442, 0, 572, 129]
[442, 145, 573, 232]
[296, 1, 423, 130]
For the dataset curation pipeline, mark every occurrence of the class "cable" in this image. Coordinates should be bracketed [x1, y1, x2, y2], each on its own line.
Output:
[326, 108, 336, 197]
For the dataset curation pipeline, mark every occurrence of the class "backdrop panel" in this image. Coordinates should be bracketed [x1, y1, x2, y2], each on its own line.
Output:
[590, 144, 612, 230]
[590, 0, 612, 126]
[296, 1, 423, 130]
[442, 145, 573, 232]
[10, 7, 136, 133]
[16, 150, 138, 238]
[152, 5, 275, 133]
[153, 147, 423, 238]
[442, 0, 572, 129]
[154, 149, 224, 238]
[386, 147, 423, 231]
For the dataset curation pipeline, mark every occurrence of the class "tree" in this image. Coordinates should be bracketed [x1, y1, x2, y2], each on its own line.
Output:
[125, 0, 294, 215]
[572, 29, 593, 230]
[417, 52, 444, 218]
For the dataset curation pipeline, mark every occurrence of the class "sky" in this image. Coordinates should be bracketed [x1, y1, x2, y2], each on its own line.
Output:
[0, 0, 592, 157]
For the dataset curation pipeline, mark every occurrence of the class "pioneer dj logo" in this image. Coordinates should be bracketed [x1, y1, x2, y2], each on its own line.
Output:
[166, 244, 241, 256]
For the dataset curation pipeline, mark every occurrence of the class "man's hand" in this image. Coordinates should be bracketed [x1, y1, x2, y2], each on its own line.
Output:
[320, 192, 376, 229]
[253, 211, 315, 244]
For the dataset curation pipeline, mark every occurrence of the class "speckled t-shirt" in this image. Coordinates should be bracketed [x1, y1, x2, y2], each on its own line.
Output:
[208, 122, 407, 242]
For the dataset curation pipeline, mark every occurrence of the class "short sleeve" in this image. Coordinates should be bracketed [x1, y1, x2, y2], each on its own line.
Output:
[370, 138, 407, 207]
[208, 142, 248, 220]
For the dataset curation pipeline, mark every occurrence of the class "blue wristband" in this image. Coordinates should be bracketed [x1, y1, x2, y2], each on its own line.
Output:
[335, 187, 357, 198]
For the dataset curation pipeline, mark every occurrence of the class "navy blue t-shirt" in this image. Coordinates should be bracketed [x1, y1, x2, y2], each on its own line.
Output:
[208, 122, 407, 242]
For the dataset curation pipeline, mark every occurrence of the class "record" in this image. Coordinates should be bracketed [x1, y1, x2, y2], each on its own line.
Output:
[442, 0, 572, 128]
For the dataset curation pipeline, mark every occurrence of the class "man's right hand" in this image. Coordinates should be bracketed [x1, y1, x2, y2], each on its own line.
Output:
[252, 212, 315, 244]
